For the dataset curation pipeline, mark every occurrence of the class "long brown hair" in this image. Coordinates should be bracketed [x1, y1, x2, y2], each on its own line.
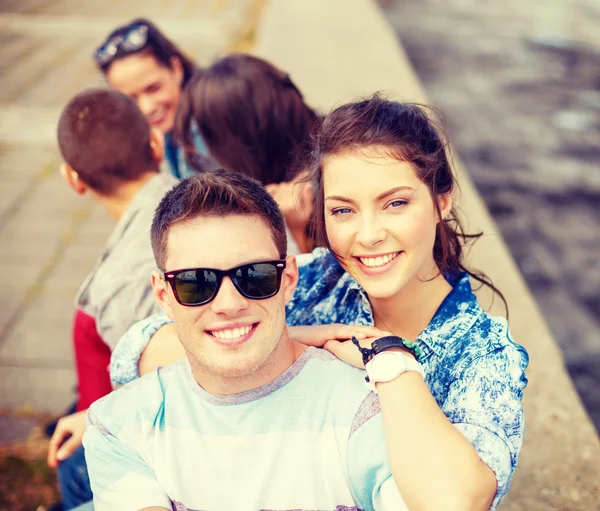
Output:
[308, 93, 507, 311]
[175, 53, 319, 185]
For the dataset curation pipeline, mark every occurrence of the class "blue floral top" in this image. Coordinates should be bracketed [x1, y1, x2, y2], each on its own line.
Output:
[112, 248, 529, 510]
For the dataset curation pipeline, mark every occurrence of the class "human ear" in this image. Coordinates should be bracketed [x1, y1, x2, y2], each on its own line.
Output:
[61, 164, 88, 195]
[170, 56, 184, 87]
[152, 271, 176, 320]
[437, 192, 453, 222]
[149, 128, 165, 165]
[282, 255, 299, 304]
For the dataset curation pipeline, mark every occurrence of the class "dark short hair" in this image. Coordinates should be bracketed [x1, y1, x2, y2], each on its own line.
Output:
[175, 53, 319, 185]
[96, 18, 196, 86]
[308, 93, 506, 311]
[57, 88, 158, 195]
[151, 170, 287, 269]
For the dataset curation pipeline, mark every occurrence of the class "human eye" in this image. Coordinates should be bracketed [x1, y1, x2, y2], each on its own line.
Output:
[330, 207, 353, 216]
[146, 82, 161, 94]
[386, 199, 408, 209]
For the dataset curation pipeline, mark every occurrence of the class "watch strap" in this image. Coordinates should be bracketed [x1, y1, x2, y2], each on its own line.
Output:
[372, 335, 422, 362]
[352, 335, 423, 365]
[351, 336, 374, 365]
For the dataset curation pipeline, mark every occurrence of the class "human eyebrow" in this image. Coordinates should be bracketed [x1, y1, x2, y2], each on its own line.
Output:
[324, 195, 356, 204]
[376, 186, 415, 202]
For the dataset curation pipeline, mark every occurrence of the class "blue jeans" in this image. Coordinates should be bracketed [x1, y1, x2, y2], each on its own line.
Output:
[57, 445, 93, 510]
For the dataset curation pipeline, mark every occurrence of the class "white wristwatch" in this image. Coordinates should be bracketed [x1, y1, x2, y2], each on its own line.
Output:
[364, 351, 425, 393]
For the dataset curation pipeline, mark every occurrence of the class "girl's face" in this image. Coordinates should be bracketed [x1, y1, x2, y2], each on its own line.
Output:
[323, 147, 451, 300]
[106, 52, 183, 133]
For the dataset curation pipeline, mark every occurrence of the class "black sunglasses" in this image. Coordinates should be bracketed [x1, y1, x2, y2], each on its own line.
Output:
[94, 23, 149, 66]
[163, 260, 287, 307]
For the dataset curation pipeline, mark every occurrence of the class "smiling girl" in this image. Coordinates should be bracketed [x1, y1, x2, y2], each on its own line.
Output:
[286, 94, 529, 510]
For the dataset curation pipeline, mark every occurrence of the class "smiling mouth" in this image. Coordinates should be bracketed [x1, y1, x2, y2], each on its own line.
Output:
[356, 252, 401, 268]
[149, 108, 168, 126]
[207, 323, 257, 342]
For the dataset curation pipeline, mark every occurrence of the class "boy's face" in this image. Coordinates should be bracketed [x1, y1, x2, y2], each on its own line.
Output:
[153, 214, 297, 387]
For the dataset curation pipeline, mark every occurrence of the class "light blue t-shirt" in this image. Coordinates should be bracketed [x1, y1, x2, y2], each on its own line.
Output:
[84, 347, 406, 511]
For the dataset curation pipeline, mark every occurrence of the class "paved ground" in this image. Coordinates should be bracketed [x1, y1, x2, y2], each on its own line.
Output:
[383, 0, 600, 430]
[0, 0, 260, 426]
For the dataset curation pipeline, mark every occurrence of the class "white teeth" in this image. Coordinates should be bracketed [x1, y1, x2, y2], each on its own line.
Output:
[359, 252, 399, 268]
[211, 325, 252, 340]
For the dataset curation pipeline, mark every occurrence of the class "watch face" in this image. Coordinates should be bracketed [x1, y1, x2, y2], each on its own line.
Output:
[369, 352, 407, 381]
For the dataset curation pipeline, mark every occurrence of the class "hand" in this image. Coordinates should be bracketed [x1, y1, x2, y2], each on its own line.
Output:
[289, 324, 390, 348]
[265, 177, 313, 232]
[47, 409, 88, 468]
[325, 335, 416, 369]
[265, 176, 313, 252]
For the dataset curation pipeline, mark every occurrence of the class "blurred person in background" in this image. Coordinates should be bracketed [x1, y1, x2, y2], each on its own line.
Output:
[47, 88, 177, 510]
[94, 18, 212, 179]
[175, 53, 318, 252]
[95, 26, 315, 248]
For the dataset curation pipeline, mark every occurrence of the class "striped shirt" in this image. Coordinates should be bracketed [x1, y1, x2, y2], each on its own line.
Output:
[85, 348, 407, 511]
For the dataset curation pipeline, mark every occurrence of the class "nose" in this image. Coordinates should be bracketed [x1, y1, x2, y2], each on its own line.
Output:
[209, 276, 249, 316]
[356, 214, 385, 248]
[137, 94, 155, 118]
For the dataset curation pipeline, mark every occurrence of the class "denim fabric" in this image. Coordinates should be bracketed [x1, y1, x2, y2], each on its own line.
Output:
[287, 248, 530, 509]
[57, 445, 93, 510]
[111, 247, 529, 509]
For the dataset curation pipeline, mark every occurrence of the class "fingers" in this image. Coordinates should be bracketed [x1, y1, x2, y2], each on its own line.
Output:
[47, 421, 69, 468]
[264, 183, 278, 195]
[55, 434, 83, 463]
[46, 410, 88, 468]
[334, 324, 389, 341]
[324, 340, 365, 369]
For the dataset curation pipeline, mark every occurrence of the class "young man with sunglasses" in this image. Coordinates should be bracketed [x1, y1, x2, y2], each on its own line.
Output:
[49, 87, 178, 510]
[83, 171, 407, 511]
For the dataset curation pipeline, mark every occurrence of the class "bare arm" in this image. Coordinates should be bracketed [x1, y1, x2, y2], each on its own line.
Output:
[325, 338, 498, 511]
[290, 324, 388, 348]
[377, 368, 496, 511]
[138, 322, 185, 376]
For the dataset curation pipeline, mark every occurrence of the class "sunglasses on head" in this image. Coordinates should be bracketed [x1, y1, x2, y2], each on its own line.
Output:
[94, 23, 149, 66]
[163, 260, 287, 307]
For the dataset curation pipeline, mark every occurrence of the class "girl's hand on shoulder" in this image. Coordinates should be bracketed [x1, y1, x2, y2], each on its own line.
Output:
[289, 324, 389, 348]
[324, 334, 394, 369]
